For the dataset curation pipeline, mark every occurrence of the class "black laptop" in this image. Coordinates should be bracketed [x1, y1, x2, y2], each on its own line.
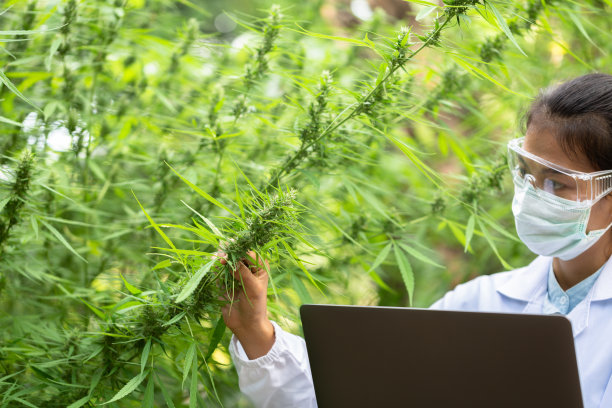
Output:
[300, 304, 583, 408]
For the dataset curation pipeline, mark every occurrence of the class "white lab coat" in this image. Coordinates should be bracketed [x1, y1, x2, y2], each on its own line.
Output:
[229, 255, 612, 408]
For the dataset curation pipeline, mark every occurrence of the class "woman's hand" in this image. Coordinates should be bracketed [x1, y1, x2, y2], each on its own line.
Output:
[217, 250, 275, 360]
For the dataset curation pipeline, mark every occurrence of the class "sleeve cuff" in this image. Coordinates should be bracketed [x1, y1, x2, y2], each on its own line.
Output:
[229, 321, 285, 367]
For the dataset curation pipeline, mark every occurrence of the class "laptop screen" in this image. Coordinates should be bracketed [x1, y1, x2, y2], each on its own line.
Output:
[300, 304, 583, 408]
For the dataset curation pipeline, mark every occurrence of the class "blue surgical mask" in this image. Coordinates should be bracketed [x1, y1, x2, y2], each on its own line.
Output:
[512, 176, 612, 260]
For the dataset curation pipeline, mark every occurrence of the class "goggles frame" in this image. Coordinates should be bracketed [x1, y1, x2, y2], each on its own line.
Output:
[507, 137, 612, 206]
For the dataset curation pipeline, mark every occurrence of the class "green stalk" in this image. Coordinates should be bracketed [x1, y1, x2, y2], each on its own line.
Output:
[266, 15, 453, 189]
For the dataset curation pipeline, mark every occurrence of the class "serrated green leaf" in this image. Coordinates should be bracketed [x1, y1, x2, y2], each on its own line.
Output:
[141, 338, 151, 374]
[183, 343, 196, 387]
[476, 218, 513, 270]
[9, 397, 39, 408]
[233, 162, 266, 200]
[143, 375, 155, 408]
[0, 115, 22, 127]
[292, 24, 371, 47]
[152, 259, 173, 270]
[393, 243, 414, 306]
[486, 1, 526, 56]
[88, 367, 104, 395]
[156, 371, 176, 408]
[30, 214, 38, 240]
[133, 191, 178, 252]
[120, 272, 142, 295]
[281, 240, 322, 293]
[416, 5, 437, 21]
[87, 160, 106, 181]
[39, 219, 87, 263]
[45, 36, 62, 71]
[369, 269, 396, 294]
[291, 273, 313, 304]
[181, 200, 223, 237]
[479, 213, 522, 242]
[205, 315, 226, 360]
[404, 0, 437, 6]
[386, 134, 442, 186]
[0, 27, 59, 35]
[102, 370, 149, 405]
[234, 177, 245, 219]
[450, 53, 523, 95]
[0, 70, 41, 112]
[189, 350, 198, 408]
[464, 214, 476, 252]
[162, 311, 186, 327]
[398, 242, 443, 268]
[566, 10, 600, 50]
[79, 298, 106, 320]
[366, 242, 392, 273]
[176, 258, 216, 303]
[0, 197, 10, 213]
[376, 62, 388, 85]
[66, 395, 90, 408]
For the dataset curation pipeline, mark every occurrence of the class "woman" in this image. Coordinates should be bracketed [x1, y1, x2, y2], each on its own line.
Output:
[218, 73, 612, 408]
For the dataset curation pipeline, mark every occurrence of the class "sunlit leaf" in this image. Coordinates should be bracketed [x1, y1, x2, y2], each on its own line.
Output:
[393, 243, 414, 306]
[175, 258, 216, 303]
[183, 343, 196, 387]
[141, 338, 152, 374]
[486, 1, 526, 56]
[39, 219, 87, 263]
[0, 70, 41, 112]
[120, 272, 142, 295]
[102, 371, 149, 405]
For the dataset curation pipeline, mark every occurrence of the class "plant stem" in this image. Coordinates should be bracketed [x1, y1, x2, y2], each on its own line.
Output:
[265, 16, 452, 189]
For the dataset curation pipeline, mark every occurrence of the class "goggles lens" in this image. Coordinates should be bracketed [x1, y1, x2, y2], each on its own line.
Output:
[507, 137, 612, 204]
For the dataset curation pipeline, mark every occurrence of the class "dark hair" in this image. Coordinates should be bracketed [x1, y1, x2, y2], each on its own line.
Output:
[524, 73, 612, 171]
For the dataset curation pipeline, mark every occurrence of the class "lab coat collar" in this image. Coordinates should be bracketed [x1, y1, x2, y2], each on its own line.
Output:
[497, 254, 612, 337]
[496, 255, 550, 302]
[591, 254, 612, 301]
[500, 256, 590, 337]
[497, 254, 612, 302]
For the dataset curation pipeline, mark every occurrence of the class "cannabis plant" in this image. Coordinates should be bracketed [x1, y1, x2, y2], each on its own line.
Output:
[1, 0, 611, 406]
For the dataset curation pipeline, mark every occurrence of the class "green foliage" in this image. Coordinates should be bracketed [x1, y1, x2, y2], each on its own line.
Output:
[1, 0, 611, 406]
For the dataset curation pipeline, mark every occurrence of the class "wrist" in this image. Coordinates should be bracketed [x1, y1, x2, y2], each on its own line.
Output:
[231, 315, 270, 337]
[235, 319, 275, 360]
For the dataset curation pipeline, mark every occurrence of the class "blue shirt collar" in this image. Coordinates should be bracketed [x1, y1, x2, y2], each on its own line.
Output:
[543, 263, 604, 315]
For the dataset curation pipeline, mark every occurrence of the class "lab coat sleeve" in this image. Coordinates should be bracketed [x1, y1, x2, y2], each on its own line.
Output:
[228, 320, 317, 408]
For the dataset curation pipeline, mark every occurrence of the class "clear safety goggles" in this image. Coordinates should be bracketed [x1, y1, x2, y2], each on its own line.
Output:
[507, 137, 612, 206]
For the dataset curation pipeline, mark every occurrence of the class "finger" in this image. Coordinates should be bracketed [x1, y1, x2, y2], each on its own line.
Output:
[251, 254, 270, 279]
[243, 251, 258, 267]
[244, 251, 268, 270]
[253, 265, 270, 279]
[214, 250, 228, 265]
[258, 259, 270, 275]
[231, 260, 257, 287]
